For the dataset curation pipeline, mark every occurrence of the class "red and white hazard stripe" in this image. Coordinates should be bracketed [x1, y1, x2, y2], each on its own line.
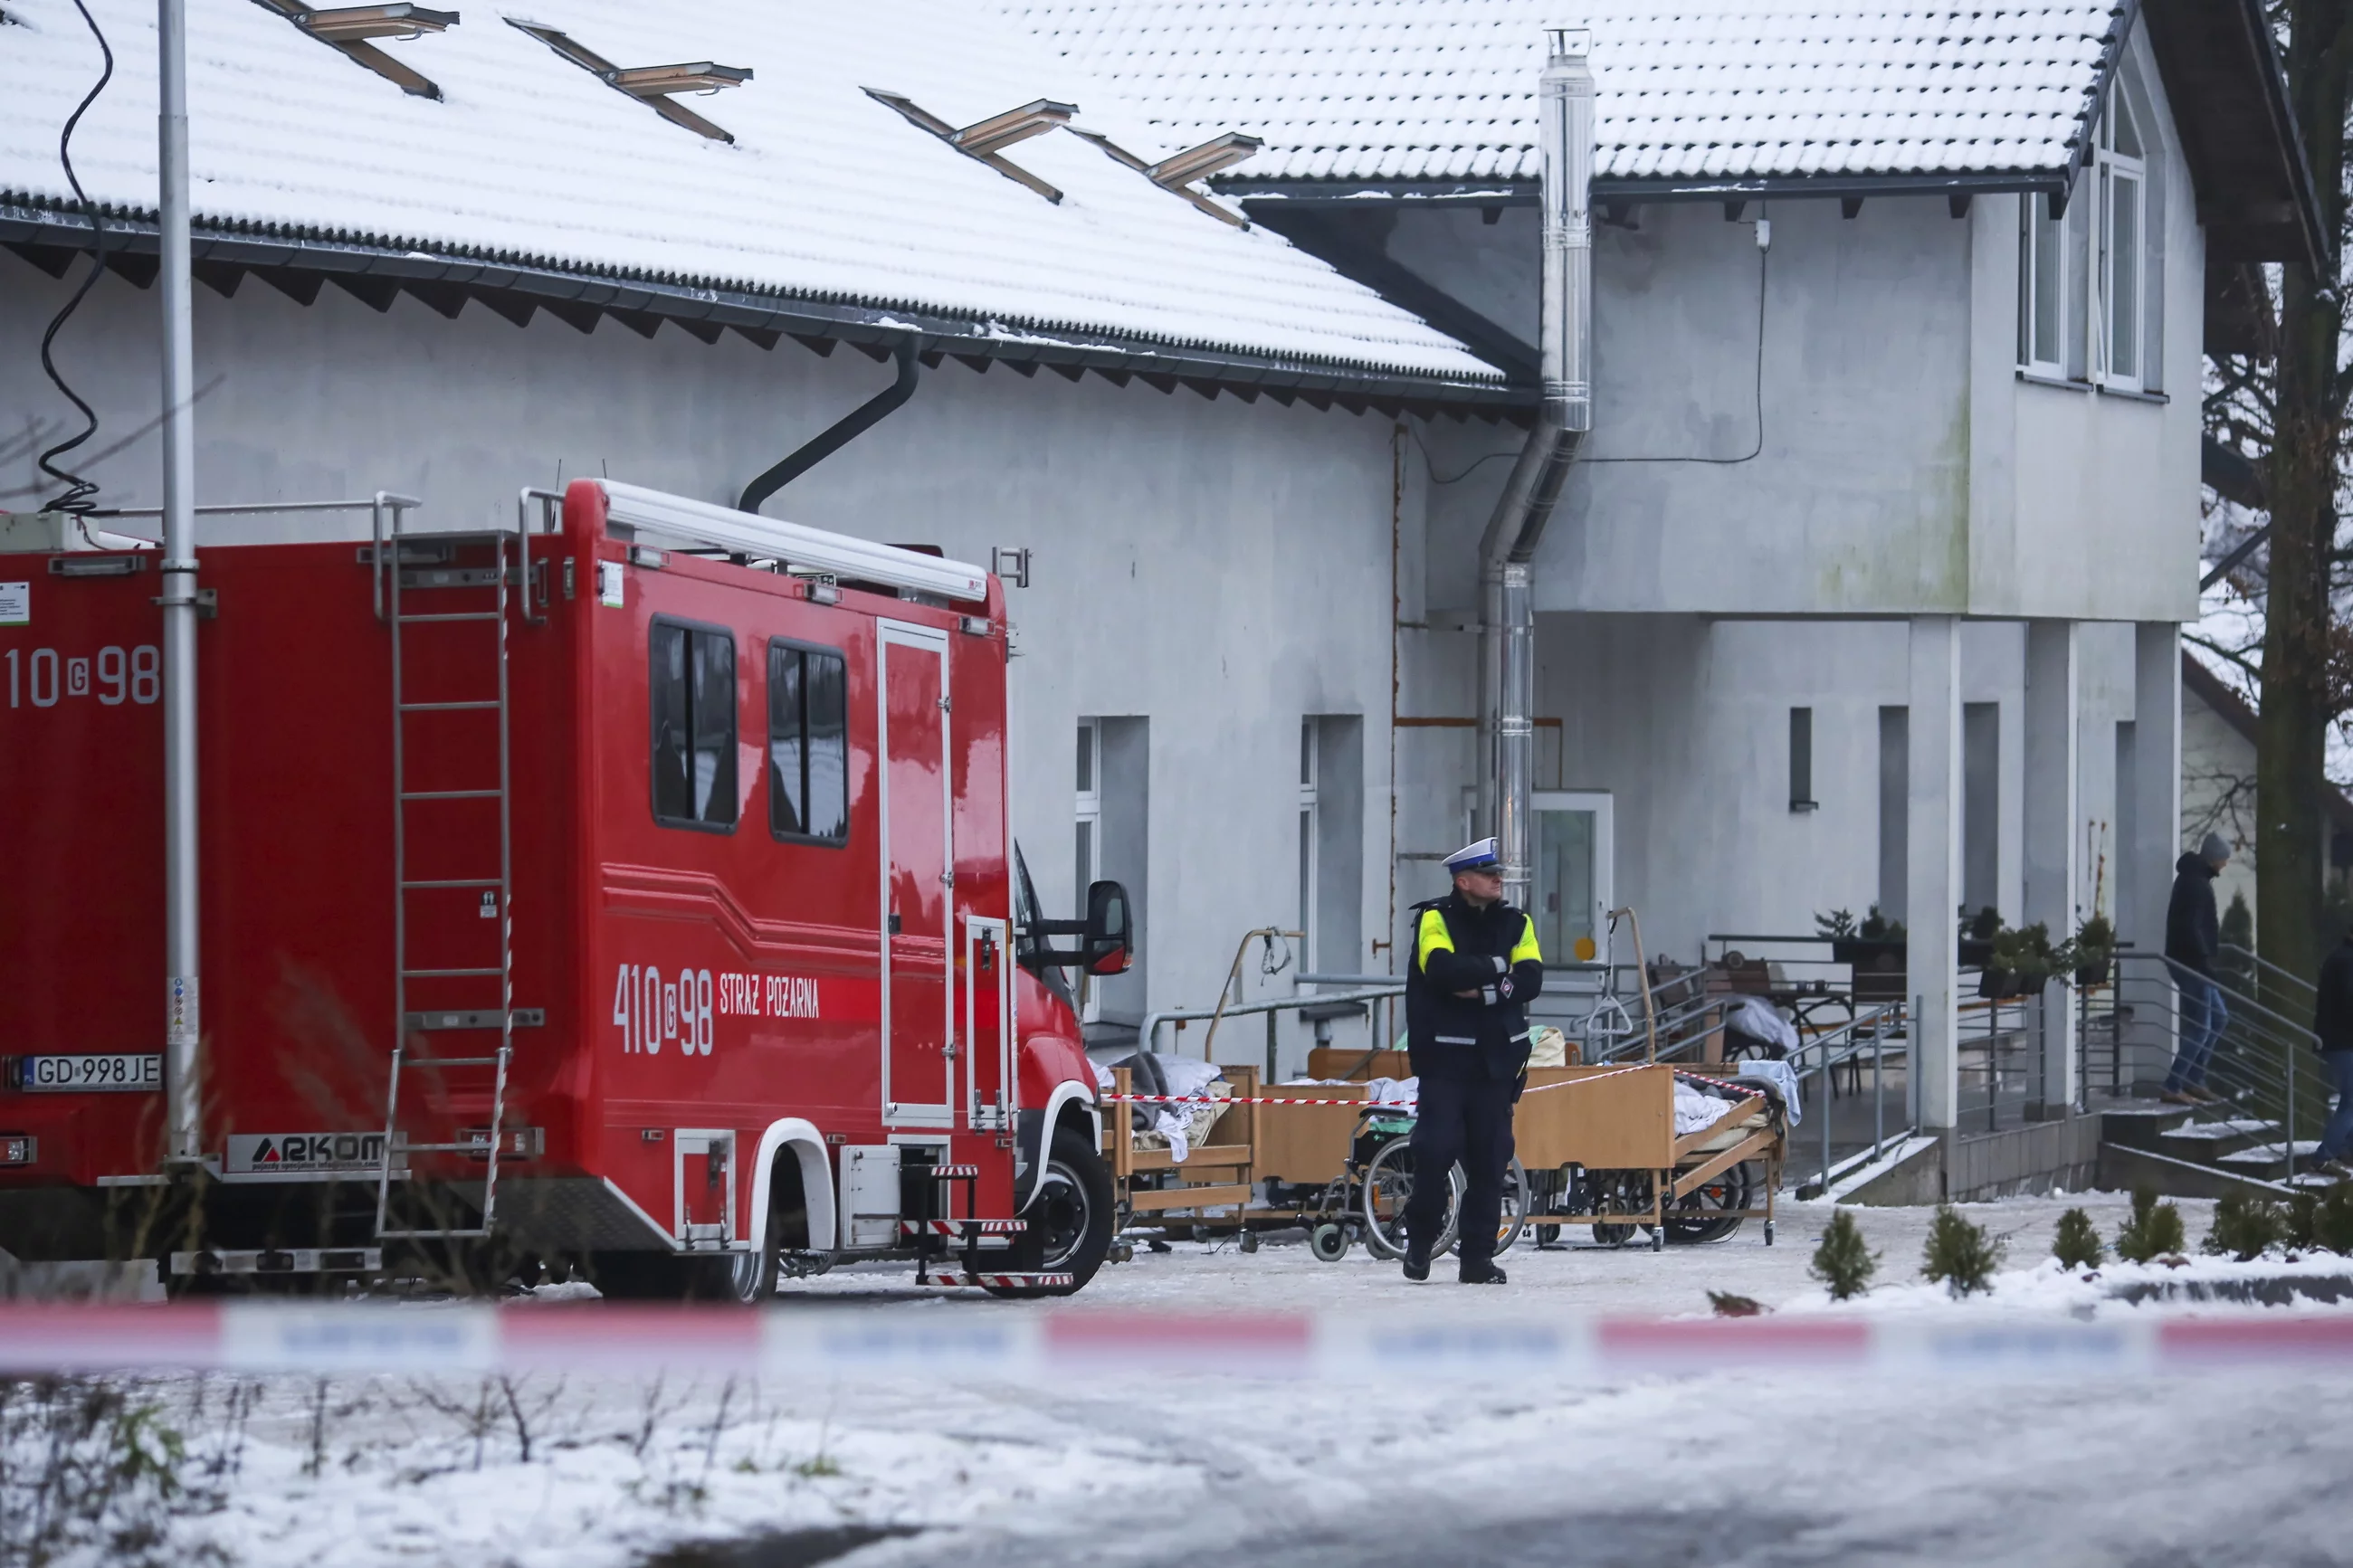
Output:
[1, 1304, 2347, 1380]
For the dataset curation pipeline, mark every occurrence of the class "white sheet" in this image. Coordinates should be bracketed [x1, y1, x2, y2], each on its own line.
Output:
[1673, 1081, 1734, 1137]
[1730, 1058, 1804, 1126]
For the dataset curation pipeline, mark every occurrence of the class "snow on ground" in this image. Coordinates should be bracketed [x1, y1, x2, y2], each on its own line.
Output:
[16, 1191, 2353, 1568]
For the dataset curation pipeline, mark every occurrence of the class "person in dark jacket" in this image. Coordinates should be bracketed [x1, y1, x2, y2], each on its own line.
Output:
[1400, 837, 1544, 1285]
[2162, 832, 2232, 1104]
[2311, 931, 2353, 1175]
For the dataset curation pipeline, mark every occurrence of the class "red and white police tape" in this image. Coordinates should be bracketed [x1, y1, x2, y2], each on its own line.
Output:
[1, 1303, 2348, 1380]
[1102, 1063, 1659, 1110]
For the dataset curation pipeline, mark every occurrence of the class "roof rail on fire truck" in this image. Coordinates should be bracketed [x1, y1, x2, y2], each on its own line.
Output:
[595, 480, 990, 603]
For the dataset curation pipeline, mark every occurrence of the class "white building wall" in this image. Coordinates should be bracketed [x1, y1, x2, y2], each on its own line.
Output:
[0, 265, 1411, 1048]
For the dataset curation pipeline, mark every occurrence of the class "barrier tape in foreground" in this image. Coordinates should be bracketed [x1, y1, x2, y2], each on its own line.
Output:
[2, 1305, 2349, 1380]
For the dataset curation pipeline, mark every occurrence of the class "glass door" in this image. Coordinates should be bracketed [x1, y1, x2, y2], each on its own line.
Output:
[1530, 792, 1613, 965]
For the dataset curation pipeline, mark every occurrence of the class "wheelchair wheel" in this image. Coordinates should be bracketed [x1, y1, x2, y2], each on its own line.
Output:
[1487, 1156, 1530, 1257]
[1360, 1137, 1460, 1259]
[1309, 1223, 1352, 1263]
[1662, 1160, 1754, 1245]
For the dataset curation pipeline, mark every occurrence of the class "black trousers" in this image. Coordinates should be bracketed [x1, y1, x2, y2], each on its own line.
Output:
[1402, 1072, 1516, 1268]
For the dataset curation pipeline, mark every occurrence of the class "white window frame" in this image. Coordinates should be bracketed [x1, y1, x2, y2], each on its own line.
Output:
[2094, 103, 2148, 393]
[1074, 719, 1101, 1024]
[2016, 191, 2072, 379]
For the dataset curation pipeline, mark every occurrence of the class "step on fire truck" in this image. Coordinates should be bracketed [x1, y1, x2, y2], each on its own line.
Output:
[0, 480, 1127, 1299]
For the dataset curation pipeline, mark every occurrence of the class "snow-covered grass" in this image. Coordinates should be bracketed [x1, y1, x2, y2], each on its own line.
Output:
[11, 1191, 2353, 1568]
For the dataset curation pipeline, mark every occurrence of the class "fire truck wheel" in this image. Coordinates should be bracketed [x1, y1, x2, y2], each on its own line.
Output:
[986, 1128, 1113, 1298]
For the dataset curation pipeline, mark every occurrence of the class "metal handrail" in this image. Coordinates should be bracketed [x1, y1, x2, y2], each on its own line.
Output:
[1141, 985, 1402, 1056]
[2115, 952, 2323, 1177]
[2221, 941, 2317, 998]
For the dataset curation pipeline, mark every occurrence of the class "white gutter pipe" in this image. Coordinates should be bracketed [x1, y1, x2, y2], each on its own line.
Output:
[1478, 27, 1594, 910]
[158, 0, 203, 1163]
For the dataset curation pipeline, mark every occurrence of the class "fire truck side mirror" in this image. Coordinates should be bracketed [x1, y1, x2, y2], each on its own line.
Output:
[1082, 880, 1134, 975]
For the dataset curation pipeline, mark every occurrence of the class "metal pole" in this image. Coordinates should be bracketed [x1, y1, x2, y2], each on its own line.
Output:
[1872, 1017, 1884, 1160]
[157, 0, 203, 1165]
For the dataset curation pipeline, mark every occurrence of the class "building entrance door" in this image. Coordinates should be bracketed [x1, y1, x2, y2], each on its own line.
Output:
[1530, 792, 1613, 964]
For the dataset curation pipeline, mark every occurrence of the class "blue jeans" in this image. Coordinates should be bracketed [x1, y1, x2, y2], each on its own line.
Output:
[2320, 1051, 2353, 1162]
[2166, 974, 2226, 1092]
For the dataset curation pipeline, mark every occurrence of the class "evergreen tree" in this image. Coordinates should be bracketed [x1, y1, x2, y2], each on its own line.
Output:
[2051, 1207, 2103, 1270]
[2116, 1185, 2187, 1264]
[2314, 1183, 2353, 1254]
[1808, 1209, 1878, 1301]
[2204, 1192, 2288, 1261]
[1921, 1204, 2005, 1298]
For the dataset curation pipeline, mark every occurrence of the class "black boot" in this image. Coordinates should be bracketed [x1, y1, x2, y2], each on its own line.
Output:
[1401, 1238, 1432, 1282]
[1458, 1258, 1508, 1285]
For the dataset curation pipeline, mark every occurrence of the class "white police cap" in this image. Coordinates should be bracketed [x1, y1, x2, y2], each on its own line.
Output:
[1444, 837, 1501, 872]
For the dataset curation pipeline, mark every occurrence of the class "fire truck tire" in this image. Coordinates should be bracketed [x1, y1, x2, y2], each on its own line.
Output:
[986, 1128, 1113, 1298]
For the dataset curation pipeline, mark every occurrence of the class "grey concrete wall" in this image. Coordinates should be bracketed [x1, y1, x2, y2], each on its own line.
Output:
[0, 261, 1405, 1041]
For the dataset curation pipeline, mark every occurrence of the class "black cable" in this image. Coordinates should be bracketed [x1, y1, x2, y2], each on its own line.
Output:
[1583, 242, 1769, 466]
[33, 0, 115, 516]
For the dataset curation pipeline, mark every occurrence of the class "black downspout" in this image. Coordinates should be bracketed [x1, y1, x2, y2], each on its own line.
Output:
[738, 337, 920, 514]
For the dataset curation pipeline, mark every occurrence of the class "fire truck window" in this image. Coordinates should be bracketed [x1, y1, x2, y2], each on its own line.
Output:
[769, 641, 849, 843]
[651, 621, 738, 831]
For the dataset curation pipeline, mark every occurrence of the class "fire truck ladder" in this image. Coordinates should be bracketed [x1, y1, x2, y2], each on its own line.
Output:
[371, 499, 548, 1243]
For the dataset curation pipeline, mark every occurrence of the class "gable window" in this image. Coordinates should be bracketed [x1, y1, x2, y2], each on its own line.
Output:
[767, 641, 850, 843]
[2095, 62, 2163, 393]
[2020, 52, 2164, 391]
[652, 620, 738, 830]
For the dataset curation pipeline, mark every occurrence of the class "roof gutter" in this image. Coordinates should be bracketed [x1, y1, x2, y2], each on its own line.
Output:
[1478, 28, 1593, 908]
[738, 336, 919, 513]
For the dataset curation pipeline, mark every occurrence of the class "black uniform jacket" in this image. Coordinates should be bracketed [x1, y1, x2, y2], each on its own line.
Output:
[1405, 891, 1544, 1081]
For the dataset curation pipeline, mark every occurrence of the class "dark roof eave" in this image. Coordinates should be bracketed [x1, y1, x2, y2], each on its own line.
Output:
[0, 199, 1517, 410]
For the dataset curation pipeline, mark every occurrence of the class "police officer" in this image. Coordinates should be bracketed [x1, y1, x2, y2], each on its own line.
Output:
[1400, 837, 1543, 1284]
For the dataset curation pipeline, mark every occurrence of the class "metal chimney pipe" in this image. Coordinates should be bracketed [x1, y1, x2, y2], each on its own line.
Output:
[1478, 26, 1592, 910]
[157, 0, 204, 1164]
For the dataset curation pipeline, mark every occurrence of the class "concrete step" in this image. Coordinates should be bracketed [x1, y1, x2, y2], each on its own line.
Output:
[2215, 1139, 2325, 1183]
[2095, 1141, 2293, 1201]
[2155, 1117, 2284, 1163]
[2098, 1103, 2198, 1154]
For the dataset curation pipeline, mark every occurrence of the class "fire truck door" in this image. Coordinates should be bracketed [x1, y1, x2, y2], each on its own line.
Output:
[964, 916, 1012, 1129]
[879, 622, 954, 1126]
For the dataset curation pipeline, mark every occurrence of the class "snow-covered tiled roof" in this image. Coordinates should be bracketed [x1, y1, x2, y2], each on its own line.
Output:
[0, 0, 1497, 383]
[996, 1, 2125, 185]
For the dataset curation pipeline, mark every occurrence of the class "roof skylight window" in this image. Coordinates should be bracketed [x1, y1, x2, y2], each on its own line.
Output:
[1072, 128, 1262, 226]
[507, 19, 750, 143]
[252, 1, 458, 100]
[864, 90, 1075, 204]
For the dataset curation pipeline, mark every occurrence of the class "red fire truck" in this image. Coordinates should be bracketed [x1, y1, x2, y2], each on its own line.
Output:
[0, 479, 1126, 1298]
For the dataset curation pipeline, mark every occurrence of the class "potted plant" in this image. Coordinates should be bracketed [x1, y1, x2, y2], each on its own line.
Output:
[1823, 905, 1906, 971]
[2071, 914, 2114, 986]
[1982, 920, 2064, 1000]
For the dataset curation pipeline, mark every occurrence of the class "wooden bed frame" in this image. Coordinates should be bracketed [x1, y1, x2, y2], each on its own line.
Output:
[1285, 1049, 1785, 1243]
[1100, 1064, 1262, 1221]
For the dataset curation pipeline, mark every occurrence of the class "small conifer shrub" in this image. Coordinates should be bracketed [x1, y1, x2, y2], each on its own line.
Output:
[2316, 1184, 2353, 1254]
[2203, 1192, 2287, 1262]
[2115, 1185, 2187, 1264]
[1808, 1209, 1879, 1301]
[1921, 1204, 2005, 1298]
[2051, 1207, 2103, 1270]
